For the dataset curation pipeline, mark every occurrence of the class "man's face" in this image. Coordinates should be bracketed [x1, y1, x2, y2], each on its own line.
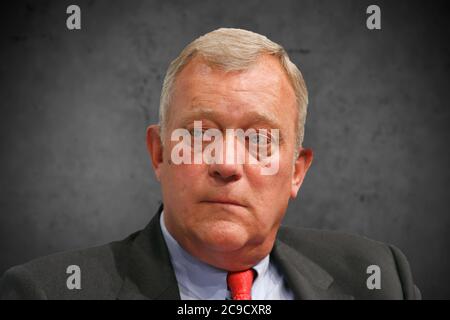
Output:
[147, 55, 312, 269]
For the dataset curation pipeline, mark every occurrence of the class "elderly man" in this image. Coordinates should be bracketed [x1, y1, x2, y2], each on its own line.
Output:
[0, 28, 420, 300]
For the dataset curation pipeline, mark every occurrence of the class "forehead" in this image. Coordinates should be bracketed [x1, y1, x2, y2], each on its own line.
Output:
[169, 55, 297, 129]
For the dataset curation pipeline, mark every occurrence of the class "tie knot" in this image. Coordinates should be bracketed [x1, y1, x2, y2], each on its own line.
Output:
[226, 269, 255, 300]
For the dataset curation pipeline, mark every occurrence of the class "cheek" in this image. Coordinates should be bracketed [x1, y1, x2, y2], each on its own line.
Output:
[160, 162, 207, 198]
[245, 160, 293, 220]
[247, 156, 293, 194]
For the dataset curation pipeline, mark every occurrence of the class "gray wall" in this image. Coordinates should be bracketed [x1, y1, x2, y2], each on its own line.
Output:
[0, 0, 449, 298]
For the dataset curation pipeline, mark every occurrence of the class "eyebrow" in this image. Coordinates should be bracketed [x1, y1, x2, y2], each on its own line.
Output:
[179, 107, 282, 130]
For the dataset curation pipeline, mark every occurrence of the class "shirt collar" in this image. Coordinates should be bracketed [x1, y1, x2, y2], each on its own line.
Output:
[160, 210, 270, 299]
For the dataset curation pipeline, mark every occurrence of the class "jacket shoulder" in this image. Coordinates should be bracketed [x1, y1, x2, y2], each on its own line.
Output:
[277, 225, 420, 299]
[278, 225, 393, 260]
[0, 231, 139, 300]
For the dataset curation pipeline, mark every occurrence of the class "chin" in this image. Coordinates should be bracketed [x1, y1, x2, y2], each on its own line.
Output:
[195, 220, 250, 253]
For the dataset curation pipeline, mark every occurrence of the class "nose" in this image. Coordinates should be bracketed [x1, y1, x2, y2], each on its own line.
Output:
[208, 161, 243, 182]
[207, 137, 243, 183]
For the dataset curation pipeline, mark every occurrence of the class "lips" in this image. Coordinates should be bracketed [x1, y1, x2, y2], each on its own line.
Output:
[201, 197, 246, 207]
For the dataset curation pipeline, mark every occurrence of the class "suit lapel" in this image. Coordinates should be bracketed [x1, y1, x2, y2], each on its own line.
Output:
[116, 204, 353, 300]
[271, 239, 354, 300]
[117, 204, 181, 300]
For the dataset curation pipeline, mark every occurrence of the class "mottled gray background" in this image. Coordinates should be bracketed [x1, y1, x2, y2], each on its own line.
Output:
[0, 0, 449, 299]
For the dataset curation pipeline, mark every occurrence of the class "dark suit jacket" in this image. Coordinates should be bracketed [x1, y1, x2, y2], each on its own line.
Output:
[0, 205, 420, 300]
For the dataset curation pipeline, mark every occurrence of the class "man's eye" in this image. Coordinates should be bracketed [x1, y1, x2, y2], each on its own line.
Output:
[248, 133, 270, 145]
[194, 130, 202, 137]
[191, 129, 203, 138]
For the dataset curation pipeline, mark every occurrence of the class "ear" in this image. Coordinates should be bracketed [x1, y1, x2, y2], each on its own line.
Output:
[146, 124, 164, 181]
[290, 148, 313, 198]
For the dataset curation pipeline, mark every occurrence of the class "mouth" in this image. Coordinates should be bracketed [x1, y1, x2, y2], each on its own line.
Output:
[200, 198, 246, 207]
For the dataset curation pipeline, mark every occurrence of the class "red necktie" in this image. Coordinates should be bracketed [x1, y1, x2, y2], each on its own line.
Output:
[226, 269, 255, 300]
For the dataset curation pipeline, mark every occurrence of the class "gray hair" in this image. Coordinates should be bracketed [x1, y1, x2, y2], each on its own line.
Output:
[159, 28, 308, 148]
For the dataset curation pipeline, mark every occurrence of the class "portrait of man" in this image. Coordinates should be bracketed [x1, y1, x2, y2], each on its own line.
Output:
[0, 27, 421, 300]
[2, 0, 450, 303]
